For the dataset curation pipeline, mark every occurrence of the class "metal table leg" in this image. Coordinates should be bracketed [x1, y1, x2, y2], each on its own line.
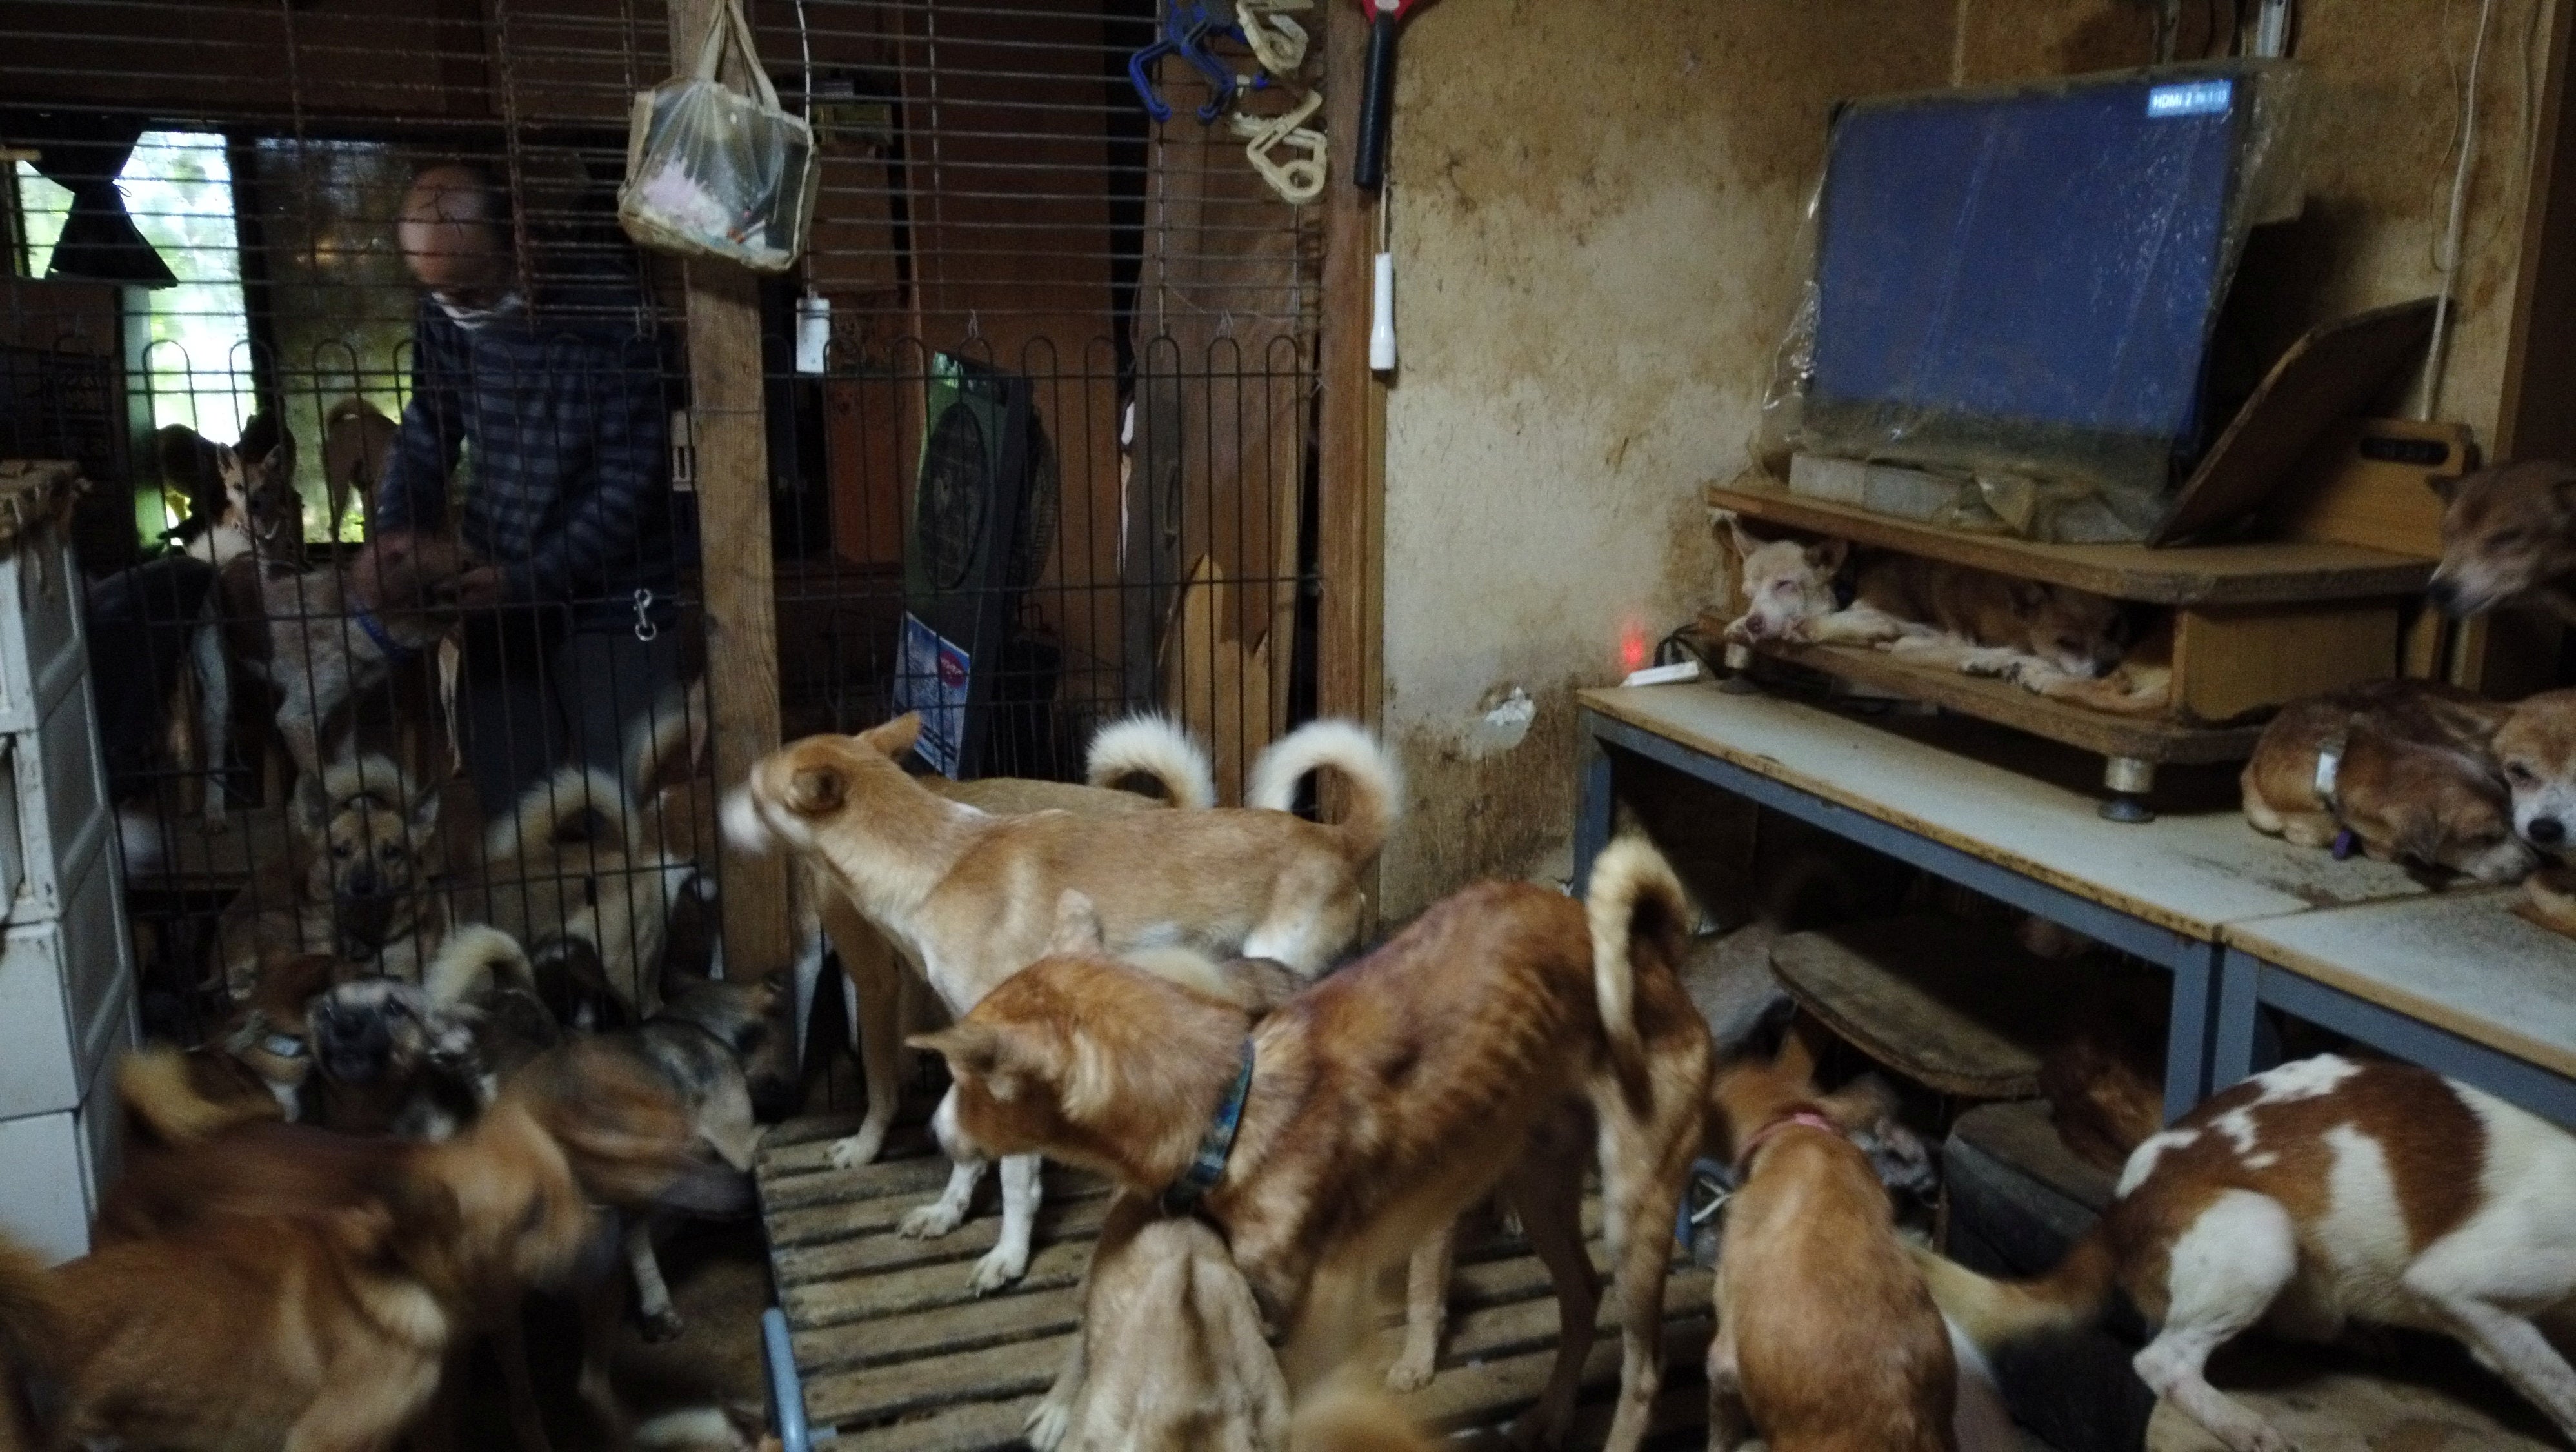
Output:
[1572, 724, 1615, 895]
[2161, 944, 2218, 1124]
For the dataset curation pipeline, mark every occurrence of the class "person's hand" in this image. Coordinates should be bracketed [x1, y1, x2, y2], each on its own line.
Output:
[451, 566, 508, 612]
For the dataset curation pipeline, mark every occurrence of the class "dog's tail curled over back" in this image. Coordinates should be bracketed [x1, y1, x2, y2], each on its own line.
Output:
[426, 923, 537, 1009]
[0, 1233, 62, 1452]
[486, 764, 637, 863]
[1583, 836, 1692, 1073]
[117, 1042, 278, 1147]
[1906, 1231, 2117, 1355]
[1084, 714, 1219, 811]
[1248, 720, 1403, 862]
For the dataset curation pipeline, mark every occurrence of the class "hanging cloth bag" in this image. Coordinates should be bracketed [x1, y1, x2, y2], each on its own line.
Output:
[618, 0, 819, 272]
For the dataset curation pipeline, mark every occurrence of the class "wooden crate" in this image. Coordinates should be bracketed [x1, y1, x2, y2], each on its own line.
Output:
[755, 1116, 1718, 1450]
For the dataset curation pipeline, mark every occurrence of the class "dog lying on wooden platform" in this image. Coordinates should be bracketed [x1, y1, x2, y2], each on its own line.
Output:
[915, 836, 1711, 1452]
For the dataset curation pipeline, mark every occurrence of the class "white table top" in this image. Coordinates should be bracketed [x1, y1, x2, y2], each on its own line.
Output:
[1581, 683, 2433, 941]
[2221, 892, 2576, 1082]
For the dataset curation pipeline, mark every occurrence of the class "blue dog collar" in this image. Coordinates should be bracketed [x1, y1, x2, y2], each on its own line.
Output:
[1162, 1038, 1255, 1216]
[352, 605, 419, 663]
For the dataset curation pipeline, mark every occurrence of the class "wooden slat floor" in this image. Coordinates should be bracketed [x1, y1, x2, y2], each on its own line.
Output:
[756, 1114, 1717, 1449]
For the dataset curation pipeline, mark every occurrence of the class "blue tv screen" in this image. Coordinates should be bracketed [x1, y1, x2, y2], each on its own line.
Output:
[1805, 66, 2266, 498]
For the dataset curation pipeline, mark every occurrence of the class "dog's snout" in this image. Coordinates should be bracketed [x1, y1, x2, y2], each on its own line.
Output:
[2531, 816, 2566, 847]
[346, 863, 378, 897]
[2428, 576, 2465, 616]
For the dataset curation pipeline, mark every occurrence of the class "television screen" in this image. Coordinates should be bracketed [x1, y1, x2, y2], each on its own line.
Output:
[1803, 65, 2275, 509]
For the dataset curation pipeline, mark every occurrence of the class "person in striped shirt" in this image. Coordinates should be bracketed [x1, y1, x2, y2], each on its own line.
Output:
[377, 163, 686, 818]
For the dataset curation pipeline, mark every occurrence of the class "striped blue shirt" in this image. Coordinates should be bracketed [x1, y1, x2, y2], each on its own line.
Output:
[374, 276, 678, 621]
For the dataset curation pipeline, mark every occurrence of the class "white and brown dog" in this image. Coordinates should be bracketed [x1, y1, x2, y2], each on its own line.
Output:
[723, 712, 1400, 1292]
[1917, 1054, 2576, 1452]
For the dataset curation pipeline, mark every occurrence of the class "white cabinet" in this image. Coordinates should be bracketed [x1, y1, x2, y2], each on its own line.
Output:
[0, 462, 136, 1265]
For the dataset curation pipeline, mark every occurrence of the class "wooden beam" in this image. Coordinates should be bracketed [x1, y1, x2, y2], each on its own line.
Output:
[668, 0, 794, 981]
[2497, 0, 2576, 463]
[1317, 0, 1384, 731]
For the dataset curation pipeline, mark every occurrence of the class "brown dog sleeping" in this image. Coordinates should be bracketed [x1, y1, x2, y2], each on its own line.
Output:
[2241, 679, 2532, 883]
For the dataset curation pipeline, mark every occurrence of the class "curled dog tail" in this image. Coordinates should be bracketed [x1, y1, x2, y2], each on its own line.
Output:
[486, 764, 637, 862]
[426, 923, 537, 1009]
[118, 1042, 275, 1147]
[1248, 720, 1403, 862]
[624, 681, 708, 795]
[0, 1233, 62, 1452]
[1584, 836, 1691, 1072]
[1084, 714, 1218, 810]
[1907, 1230, 2118, 1355]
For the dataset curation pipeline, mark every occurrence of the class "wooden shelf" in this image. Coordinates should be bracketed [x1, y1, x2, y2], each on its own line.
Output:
[1707, 481, 2435, 607]
[1750, 640, 2269, 765]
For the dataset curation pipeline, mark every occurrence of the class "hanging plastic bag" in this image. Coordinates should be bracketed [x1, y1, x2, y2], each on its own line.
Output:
[618, 0, 818, 272]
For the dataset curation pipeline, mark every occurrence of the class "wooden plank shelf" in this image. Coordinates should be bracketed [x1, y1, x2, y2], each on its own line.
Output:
[1748, 640, 2269, 765]
[755, 1116, 1715, 1449]
[1707, 481, 2434, 607]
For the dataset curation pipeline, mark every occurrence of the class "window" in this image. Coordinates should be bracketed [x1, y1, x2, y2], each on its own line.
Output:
[11, 161, 70, 277]
[121, 132, 257, 474]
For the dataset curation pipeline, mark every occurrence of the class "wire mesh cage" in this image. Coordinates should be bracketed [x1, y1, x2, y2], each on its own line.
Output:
[1, 0, 1329, 1062]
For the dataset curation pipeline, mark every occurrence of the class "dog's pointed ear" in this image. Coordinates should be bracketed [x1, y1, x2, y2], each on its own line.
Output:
[1048, 891, 1106, 957]
[1808, 538, 1850, 573]
[862, 714, 923, 758]
[908, 1022, 1035, 1098]
[407, 785, 441, 840]
[1718, 510, 1759, 560]
[786, 764, 845, 816]
[1772, 1018, 1821, 1083]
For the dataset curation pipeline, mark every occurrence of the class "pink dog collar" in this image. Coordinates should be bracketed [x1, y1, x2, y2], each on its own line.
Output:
[1733, 1109, 1840, 1175]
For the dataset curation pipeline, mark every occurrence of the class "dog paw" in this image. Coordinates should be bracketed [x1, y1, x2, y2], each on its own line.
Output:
[968, 1242, 1028, 1295]
[639, 1307, 686, 1343]
[1384, 1349, 1437, 1393]
[828, 1125, 888, 1171]
[1958, 648, 2021, 678]
[898, 1202, 964, 1240]
[1025, 1389, 1076, 1451]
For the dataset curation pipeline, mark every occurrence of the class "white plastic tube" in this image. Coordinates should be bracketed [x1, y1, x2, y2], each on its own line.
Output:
[1369, 250, 1396, 372]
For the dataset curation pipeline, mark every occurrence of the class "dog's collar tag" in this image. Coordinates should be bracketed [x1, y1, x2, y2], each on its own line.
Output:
[352, 605, 419, 663]
[1161, 1038, 1256, 1217]
[2313, 743, 2344, 804]
[265, 1033, 307, 1060]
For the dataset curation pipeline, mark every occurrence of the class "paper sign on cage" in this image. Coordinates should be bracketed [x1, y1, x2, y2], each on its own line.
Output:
[618, 0, 819, 273]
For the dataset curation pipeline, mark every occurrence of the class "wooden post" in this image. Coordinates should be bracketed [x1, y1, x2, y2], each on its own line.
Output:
[1317, 1, 1384, 731]
[1317, 0, 1388, 914]
[667, 0, 794, 982]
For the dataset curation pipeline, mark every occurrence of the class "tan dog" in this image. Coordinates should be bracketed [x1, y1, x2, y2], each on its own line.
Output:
[1720, 519, 2137, 691]
[1918, 1054, 2576, 1452]
[810, 714, 1213, 1185]
[2491, 687, 2576, 856]
[321, 396, 398, 543]
[1051, 1202, 1446, 1452]
[725, 711, 1399, 1292]
[914, 837, 1711, 1452]
[215, 753, 448, 998]
[2429, 459, 2576, 621]
[0, 1042, 692, 1452]
[1705, 1040, 1965, 1452]
[2241, 680, 2531, 882]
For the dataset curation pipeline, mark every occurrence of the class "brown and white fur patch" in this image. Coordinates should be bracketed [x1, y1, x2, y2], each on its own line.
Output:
[2241, 681, 2531, 883]
[915, 836, 1711, 1452]
[2430, 459, 2576, 622]
[727, 711, 1399, 1293]
[1917, 1054, 2576, 1452]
